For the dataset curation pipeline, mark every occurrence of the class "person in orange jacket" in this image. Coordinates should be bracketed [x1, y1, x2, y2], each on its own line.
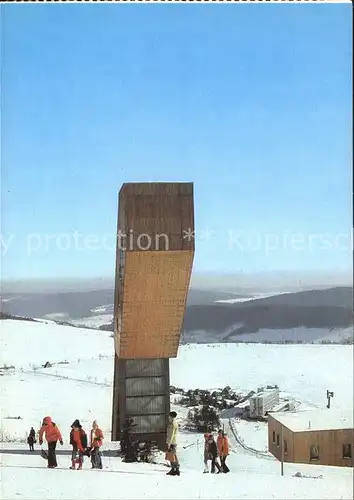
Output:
[90, 420, 104, 469]
[69, 419, 88, 470]
[217, 429, 230, 473]
[39, 416, 63, 468]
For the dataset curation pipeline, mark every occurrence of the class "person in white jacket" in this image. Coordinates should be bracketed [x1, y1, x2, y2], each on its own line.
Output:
[166, 411, 180, 476]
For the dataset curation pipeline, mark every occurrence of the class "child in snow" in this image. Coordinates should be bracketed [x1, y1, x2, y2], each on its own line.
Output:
[27, 427, 36, 451]
[90, 420, 103, 469]
[217, 430, 230, 473]
[69, 420, 88, 470]
[204, 434, 222, 474]
[203, 433, 211, 473]
[39, 417, 63, 468]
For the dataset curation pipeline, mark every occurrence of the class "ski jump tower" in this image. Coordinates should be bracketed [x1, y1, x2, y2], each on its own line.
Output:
[111, 183, 195, 448]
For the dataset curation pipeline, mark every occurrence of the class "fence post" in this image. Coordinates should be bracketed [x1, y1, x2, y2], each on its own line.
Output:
[281, 424, 284, 476]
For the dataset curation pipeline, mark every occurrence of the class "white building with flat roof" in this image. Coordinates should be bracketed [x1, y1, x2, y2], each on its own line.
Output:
[269, 408, 353, 433]
[249, 388, 280, 419]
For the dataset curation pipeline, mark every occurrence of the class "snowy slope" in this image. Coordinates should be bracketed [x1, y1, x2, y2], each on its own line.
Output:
[0, 319, 112, 369]
[70, 314, 113, 328]
[183, 326, 353, 344]
[171, 343, 353, 410]
[1, 320, 353, 437]
[0, 319, 353, 499]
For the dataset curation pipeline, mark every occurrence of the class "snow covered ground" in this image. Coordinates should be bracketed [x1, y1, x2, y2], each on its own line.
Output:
[171, 343, 353, 410]
[0, 319, 112, 370]
[70, 313, 113, 328]
[66, 303, 114, 328]
[1, 443, 353, 500]
[225, 326, 353, 343]
[183, 325, 353, 344]
[214, 292, 287, 304]
[2, 445, 352, 500]
[0, 319, 353, 499]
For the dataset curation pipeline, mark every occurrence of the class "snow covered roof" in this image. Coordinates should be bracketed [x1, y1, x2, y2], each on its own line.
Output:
[251, 388, 279, 399]
[271, 402, 290, 413]
[269, 409, 353, 432]
[236, 400, 250, 409]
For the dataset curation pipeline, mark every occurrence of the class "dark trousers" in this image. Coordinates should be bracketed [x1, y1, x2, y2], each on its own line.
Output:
[220, 456, 230, 473]
[211, 457, 222, 473]
[48, 441, 58, 467]
[169, 444, 179, 471]
[29, 443, 34, 451]
[91, 447, 102, 469]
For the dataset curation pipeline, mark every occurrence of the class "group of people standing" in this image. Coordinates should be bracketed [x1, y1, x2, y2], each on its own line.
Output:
[203, 429, 230, 474]
[29, 416, 104, 470]
[69, 419, 103, 470]
[165, 411, 231, 477]
[28, 411, 230, 477]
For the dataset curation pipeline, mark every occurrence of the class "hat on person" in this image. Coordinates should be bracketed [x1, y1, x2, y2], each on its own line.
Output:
[71, 419, 82, 428]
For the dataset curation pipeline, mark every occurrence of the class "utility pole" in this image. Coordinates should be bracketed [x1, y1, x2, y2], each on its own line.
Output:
[280, 424, 284, 476]
[326, 390, 334, 409]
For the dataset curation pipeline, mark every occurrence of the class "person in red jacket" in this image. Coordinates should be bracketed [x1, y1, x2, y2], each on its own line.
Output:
[39, 416, 63, 468]
[217, 429, 230, 473]
[90, 420, 104, 469]
[69, 419, 88, 470]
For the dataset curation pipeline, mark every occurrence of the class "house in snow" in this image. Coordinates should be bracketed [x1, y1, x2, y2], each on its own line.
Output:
[268, 409, 353, 468]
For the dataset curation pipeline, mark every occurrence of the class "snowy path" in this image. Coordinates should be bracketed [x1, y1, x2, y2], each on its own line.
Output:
[226, 419, 275, 460]
[21, 368, 111, 387]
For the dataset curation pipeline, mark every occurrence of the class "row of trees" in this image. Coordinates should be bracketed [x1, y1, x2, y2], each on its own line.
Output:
[248, 339, 353, 345]
[171, 385, 246, 432]
[186, 406, 220, 433]
[171, 385, 244, 407]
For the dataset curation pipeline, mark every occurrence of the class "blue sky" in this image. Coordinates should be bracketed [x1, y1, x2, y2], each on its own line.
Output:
[1, 4, 352, 280]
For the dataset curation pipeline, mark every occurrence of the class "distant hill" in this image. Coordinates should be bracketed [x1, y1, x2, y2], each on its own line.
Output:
[182, 303, 352, 337]
[1, 286, 352, 344]
[100, 287, 353, 343]
[0, 288, 246, 320]
[230, 287, 353, 309]
[0, 289, 114, 321]
[0, 312, 37, 322]
[181, 287, 353, 339]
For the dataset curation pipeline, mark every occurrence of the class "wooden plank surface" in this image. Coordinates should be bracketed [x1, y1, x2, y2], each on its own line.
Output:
[118, 183, 195, 253]
[113, 182, 194, 359]
[268, 415, 354, 467]
[117, 250, 193, 359]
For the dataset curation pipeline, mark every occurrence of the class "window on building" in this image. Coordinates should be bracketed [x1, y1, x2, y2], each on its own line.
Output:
[276, 434, 280, 447]
[284, 439, 288, 455]
[310, 445, 319, 461]
[342, 444, 352, 459]
[272, 431, 276, 444]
